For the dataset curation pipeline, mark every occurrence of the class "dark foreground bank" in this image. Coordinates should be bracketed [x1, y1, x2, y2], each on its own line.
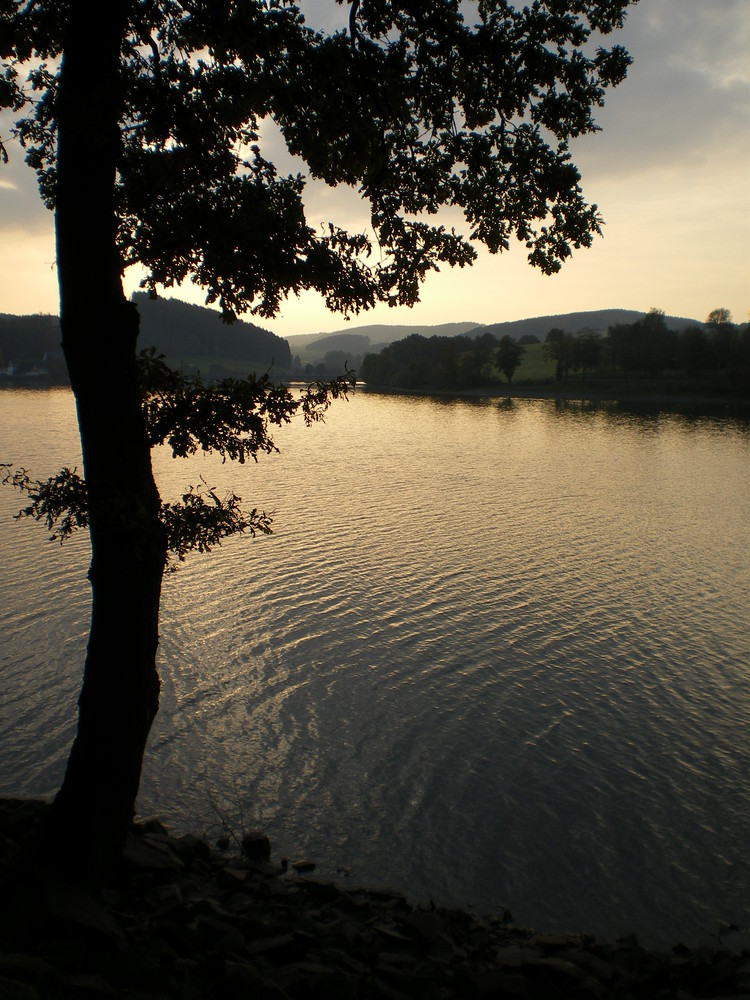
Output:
[1, 799, 748, 1000]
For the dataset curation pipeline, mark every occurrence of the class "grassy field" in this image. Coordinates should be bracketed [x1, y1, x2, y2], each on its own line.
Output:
[504, 342, 555, 383]
[494, 342, 749, 402]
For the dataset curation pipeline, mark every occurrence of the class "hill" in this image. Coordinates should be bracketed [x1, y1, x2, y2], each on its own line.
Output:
[0, 297, 292, 381]
[291, 332, 372, 359]
[0, 313, 67, 381]
[1, 305, 707, 382]
[469, 309, 700, 341]
[133, 293, 291, 374]
[0, 313, 63, 362]
[286, 312, 703, 366]
[287, 321, 480, 361]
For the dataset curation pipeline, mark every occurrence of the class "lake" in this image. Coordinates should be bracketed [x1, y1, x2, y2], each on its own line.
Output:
[1, 386, 749, 949]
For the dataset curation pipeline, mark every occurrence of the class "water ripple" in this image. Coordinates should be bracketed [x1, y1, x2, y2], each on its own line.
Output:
[2, 389, 750, 947]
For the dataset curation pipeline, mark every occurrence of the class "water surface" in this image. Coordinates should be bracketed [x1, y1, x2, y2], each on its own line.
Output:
[1, 387, 749, 948]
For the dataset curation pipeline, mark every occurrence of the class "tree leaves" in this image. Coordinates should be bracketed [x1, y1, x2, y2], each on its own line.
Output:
[2, 0, 638, 553]
[161, 481, 273, 567]
[1, 463, 89, 542]
[138, 348, 355, 457]
[4, 0, 637, 316]
[2, 461, 270, 565]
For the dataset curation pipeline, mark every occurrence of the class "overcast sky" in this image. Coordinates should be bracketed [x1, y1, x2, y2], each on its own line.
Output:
[0, 0, 748, 334]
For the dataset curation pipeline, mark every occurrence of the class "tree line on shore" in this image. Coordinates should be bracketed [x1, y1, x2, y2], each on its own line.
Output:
[359, 308, 750, 393]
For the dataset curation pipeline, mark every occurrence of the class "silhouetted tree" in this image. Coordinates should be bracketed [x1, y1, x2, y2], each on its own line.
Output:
[1, 0, 636, 882]
[496, 335, 524, 384]
[457, 335, 496, 388]
[706, 308, 732, 327]
[544, 327, 574, 381]
[705, 308, 739, 372]
[607, 308, 677, 375]
[362, 331, 500, 389]
[680, 326, 712, 378]
[640, 308, 678, 374]
[571, 329, 603, 383]
[432, 337, 463, 389]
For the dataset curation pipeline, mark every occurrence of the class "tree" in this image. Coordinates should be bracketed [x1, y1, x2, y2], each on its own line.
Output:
[607, 308, 676, 376]
[680, 325, 712, 378]
[706, 308, 732, 328]
[457, 334, 496, 388]
[1, 0, 636, 883]
[496, 335, 524, 384]
[570, 329, 602, 383]
[638, 307, 677, 374]
[544, 327, 574, 381]
[705, 307, 739, 372]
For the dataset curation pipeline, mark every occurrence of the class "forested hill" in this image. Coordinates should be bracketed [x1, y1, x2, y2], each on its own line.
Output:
[0, 312, 62, 362]
[471, 309, 699, 341]
[287, 321, 480, 356]
[133, 293, 291, 373]
[0, 295, 291, 379]
[285, 311, 701, 367]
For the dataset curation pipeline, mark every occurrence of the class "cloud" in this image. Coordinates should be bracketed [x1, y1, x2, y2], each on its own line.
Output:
[573, 0, 750, 178]
[0, 110, 52, 232]
[298, 1, 348, 33]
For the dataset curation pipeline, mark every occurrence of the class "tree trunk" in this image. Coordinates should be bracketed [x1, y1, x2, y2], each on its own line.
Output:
[45, 0, 167, 885]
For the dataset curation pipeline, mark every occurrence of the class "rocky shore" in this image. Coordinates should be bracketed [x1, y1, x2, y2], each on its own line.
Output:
[1, 798, 749, 999]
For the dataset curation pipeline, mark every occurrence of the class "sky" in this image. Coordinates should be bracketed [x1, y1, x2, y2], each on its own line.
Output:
[0, 0, 748, 337]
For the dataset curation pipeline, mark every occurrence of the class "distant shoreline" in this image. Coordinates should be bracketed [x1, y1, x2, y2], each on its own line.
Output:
[362, 382, 750, 413]
[3, 375, 749, 416]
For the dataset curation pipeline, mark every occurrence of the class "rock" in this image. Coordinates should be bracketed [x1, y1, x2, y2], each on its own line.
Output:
[0, 975, 41, 1000]
[373, 923, 418, 947]
[0, 954, 57, 997]
[41, 880, 126, 949]
[2, 799, 750, 1000]
[402, 909, 452, 950]
[58, 972, 119, 997]
[123, 832, 184, 872]
[223, 959, 263, 996]
[132, 815, 170, 837]
[246, 932, 297, 957]
[216, 866, 249, 889]
[293, 878, 346, 904]
[241, 831, 271, 861]
[290, 859, 316, 874]
[531, 932, 587, 950]
[468, 968, 527, 997]
[171, 833, 211, 863]
[494, 944, 528, 967]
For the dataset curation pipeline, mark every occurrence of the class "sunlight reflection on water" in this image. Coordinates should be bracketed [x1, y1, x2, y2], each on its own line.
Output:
[1, 388, 749, 948]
